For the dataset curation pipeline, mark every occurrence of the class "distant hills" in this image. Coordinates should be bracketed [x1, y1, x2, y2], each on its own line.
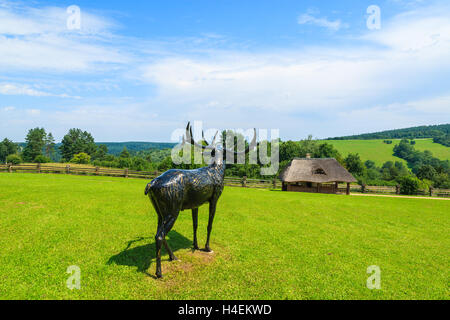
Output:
[17, 141, 176, 161]
[94, 142, 176, 155]
[328, 124, 449, 140]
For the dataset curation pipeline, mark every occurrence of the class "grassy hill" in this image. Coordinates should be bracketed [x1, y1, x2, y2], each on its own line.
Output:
[328, 124, 449, 140]
[0, 173, 448, 299]
[323, 138, 450, 166]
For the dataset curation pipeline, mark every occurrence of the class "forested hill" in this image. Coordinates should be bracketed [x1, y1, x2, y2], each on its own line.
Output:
[17, 141, 176, 157]
[95, 142, 176, 155]
[328, 124, 449, 140]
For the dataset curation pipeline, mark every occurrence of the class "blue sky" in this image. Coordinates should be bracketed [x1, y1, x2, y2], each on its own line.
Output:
[0, 0, 449, 142]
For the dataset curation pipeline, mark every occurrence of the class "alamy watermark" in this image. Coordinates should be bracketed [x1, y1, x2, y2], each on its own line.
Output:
[366, 5, 381, 30]
[366, 265, 381, 289]
[170, 121, 279, 176]
[67, 5, 81, 30]
[66, 265, 81, 290]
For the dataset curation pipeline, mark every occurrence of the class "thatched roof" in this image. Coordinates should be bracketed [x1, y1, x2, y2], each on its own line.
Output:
[279, 158, 357, 183]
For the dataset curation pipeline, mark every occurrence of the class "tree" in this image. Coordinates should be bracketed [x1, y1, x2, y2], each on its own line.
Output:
[344, 153, 364, 176]
[119, 146, 130, 158]
[34, 155, 51, 163]
[44, 133, 56, 159]
[94, 144, 108, 160]
[70, 152, 91, 164]
[0, 138, 18, 162]
[416, 165, 437, 181]
[60, 129, 96, 161]
[22, 128, 47, 162]
[6, 154, 22, 165]
[279, 141, 302, 162]
[315, 143, 340, 158]
[131, 157, 147, 171]
[364, 160, 376, 169]
[397, 176, 421, 195]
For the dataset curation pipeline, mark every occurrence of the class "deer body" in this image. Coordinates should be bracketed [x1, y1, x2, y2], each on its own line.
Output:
[146, 163, 225, 211]
[145, 123, 255, 278]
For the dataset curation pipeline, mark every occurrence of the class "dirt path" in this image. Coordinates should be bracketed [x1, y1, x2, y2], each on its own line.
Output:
[350, 193, 450, 200]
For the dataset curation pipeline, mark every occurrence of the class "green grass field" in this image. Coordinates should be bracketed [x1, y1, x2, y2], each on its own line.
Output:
[323, 138, 449, 166]
[0, 173, 448, 300]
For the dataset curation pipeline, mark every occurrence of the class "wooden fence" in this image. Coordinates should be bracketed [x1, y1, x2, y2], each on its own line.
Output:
[1, 163, 449, 197]
[0, 163, 279, 189]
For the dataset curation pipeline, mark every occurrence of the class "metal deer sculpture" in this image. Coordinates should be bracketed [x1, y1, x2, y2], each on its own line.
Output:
[145, 122, 257, 278]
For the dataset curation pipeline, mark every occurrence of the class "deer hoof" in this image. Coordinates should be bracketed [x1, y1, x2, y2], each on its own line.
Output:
[156, 273, 163, 279]
[203, 247, 214, 253]
[170, 256, 179, 261]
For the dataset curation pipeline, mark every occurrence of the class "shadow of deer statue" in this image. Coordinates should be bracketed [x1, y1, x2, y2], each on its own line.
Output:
[145, 122, 257, 278]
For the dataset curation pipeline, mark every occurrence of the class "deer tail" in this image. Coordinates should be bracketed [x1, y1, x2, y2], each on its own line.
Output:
[144, 183, 151, 196]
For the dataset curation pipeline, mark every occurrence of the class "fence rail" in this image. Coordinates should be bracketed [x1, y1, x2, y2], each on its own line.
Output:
[1, 163, 449, 197]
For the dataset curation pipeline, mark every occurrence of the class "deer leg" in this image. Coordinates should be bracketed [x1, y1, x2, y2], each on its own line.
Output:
[204, 201, 216, 252]
[155, 224, 164, 278]
[192, 208, 199, 250]
[162, 215, 179, 261]
[163, 239, 178, 261]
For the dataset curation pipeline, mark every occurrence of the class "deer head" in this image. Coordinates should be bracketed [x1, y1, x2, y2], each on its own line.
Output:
[183, 122, 257, 165]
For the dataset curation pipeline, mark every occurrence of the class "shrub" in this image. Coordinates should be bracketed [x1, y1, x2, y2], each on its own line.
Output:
[6, 154, 22, 165]
[34, 155, 51, 163]
[397, 176, 422, 195]
[131, 157, 148, 171]
[118, 157, 131, 168]
[70, 152, 91, 164]
[416, 165, 437, 181]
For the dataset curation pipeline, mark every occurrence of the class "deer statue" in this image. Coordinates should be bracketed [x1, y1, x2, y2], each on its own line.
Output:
[145, 122, 257, 278]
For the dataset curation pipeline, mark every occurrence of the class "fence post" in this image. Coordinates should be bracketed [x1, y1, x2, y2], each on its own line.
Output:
[346, 183, 350, 195]
[124, 168, 128, 178]
[37, 163, 41, 173]
[95, 167, 99, 175]
[429, 187, 433, 197]
[66, 165, 70, 174]
[361, 184, 366, 194]
[396, 184, 400, 195]
[272, 178, 276, 189]
[242, 176, 247, 187]
[8, 163, 12, 173]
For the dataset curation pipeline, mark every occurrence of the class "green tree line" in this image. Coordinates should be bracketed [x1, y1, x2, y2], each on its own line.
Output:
[1, 127, 449, 193]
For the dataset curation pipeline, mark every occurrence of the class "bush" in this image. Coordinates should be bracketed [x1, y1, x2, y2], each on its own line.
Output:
[118, 157, 131, 169]
[397, 176, 422, 195]
[131, 157, 148, 171]
[6, 154, 22, 165]
[34, 155, 51, 163]
[70, 152, 91, 164]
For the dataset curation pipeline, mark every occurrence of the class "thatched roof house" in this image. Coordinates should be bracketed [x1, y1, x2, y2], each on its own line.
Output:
[279, 156, 356, 194]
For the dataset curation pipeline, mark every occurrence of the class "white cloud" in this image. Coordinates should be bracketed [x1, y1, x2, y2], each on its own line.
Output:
[26, 109, 41, 116]
[297, 13, 347, 31]
[136, 4, 450, 139]
[0, 2, 129, 73]
[0, 83, 80, 98]
[0, 1, 449, 141]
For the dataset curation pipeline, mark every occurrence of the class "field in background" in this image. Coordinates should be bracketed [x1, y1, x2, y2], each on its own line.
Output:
[0, 173, 448, 299]
[323, 138, 449, 165]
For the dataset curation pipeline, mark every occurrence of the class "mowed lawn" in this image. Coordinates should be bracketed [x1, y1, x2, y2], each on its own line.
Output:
[0, 173, 448, 300]
[323, 138, 449, 166]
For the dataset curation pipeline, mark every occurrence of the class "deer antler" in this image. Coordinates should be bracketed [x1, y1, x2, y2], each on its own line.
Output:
[185, 122, 256, 155]
[185, 122, 217, 150]
[203, 130, 218, 146]
[223, 128, 257, 155]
